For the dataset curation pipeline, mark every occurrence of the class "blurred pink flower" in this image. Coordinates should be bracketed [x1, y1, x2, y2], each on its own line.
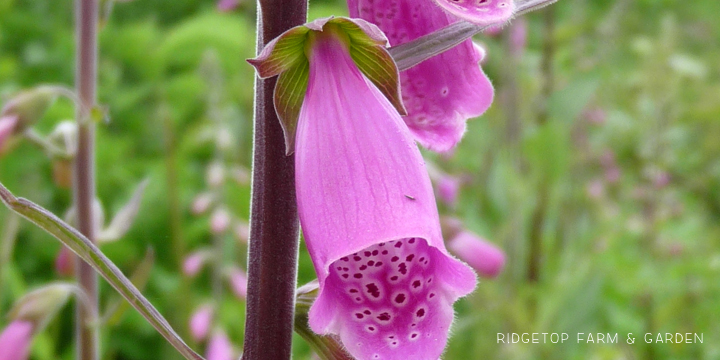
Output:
[54, 247, 75, 277]
[436, 175, 461, 207]
[205, 330, 234, 360]
[191, 192, 214, 215]
[189, 305, 214, 342]
[183, 251, 209, 277]
[0, 115, 18, 152]
[605, 166, 621, 184]
[228, 266, 248, 300]
[584, 107, 607, 126]
[447, 231, 505, 278]
[295, 25, 476, 359]
[210, 208, 231, 235]
[0, 320, 33, 360]
[653, 171, 671, 189]
[217, 0, 240, 12]
[234, 222, 249, 244]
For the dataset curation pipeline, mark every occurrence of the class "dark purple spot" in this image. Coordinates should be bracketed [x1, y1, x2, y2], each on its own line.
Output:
[411, 333, 418, 339]
[365, 283, 380, 298]
[356, 297, 362, 301]
[390, 275, 398, 281]
[342, 274, 349, 279]
[411, 323, 417, 327]
[353, 256, 362, 261]
[395, 294, 406, 304]
[412, 280, 422, 288]
[378, 243, 385, 246]
[377, 312, 391, 321]
[354, 273, 363, 279]
[349, 289, 358, 293]
[355, 313, 364, 319]
[368, 326, 375, 331]
[406, 254, 415, 262]
[375, 262, 383, 267]
[372, 250, 379, 256]
[429, 293, 436, 299]
[418, 257, 425, 263]
[364, 251, 372, 257]
[363, 310, 371, 315]
[408, 238, 416, 244]
[398, 263, 408, 275]
[382, 250, 389, 255]
[388, 335, 395, 339]
[367, 260, 375, 266]
[341, 257, 349, 262]
[391, 256, 399, 262]
[343, 267, 349, 271]
[395, 242, 402, 248]
[416, 308, 425, 317]
[336, 266, 342, 270]
[391, 341, 397, 346]
[360, 265, 367, 271]
[427, 277, 433, 284]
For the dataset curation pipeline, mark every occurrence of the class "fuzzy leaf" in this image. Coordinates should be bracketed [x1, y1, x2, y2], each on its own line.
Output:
[0, 182, 204, 360]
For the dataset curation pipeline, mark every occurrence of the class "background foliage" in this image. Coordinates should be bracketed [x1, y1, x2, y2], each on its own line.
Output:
[1, 0, 719, 359]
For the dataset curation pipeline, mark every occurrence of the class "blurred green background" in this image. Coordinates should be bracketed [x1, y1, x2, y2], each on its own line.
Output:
[1, 0, 719, 359]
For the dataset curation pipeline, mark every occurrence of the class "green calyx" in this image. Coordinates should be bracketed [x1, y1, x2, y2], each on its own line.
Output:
[247, 17, 406, 155]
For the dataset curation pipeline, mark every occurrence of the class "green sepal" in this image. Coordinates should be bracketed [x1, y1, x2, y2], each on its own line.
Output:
[249, 16, 407, 155]
[274, 57, 310, 155]
[333, 18, 406, 115]
[247, 27, 310, 79]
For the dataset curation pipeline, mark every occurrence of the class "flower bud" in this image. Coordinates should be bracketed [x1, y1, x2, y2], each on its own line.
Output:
[0, 320, 34, 360]
[55, 247, 75, 277]
[191, 192, 215, 215]
[436, 175, 460, 208]
[210, 207, 231, 235]
[206, 161, 225, 188]
[205, 330, 234, 360]
[0, 115, 19, 152]
[9, 283, 74, 330]
[183, 250, 210, 277]
[447, 231, 505, 278]
[227, 266, 247, 300]
[1, 86, 59, 132]
[189, 304, 214, 342]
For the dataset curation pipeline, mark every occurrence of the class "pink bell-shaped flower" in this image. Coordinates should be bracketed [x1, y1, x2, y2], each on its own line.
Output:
[294, 23, 476, 360]
[205, 330, 234, 360]
[189, 305, 214, 342]
[0, 321, 33, 360]
[347, 0, 499, 152]
[447, 231, 505, 278]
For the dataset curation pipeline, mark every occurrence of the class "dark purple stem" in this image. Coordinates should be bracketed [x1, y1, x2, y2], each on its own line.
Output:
[74, 0, 99, 359]
[242, 0, 306, 358]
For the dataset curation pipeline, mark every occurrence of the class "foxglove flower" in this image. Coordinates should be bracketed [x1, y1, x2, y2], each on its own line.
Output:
[347, 0, 511, 151]
[189, 305, 214, 342]
[250, 17, 477, 359]
[447, 231, 505, 278]
[0, 321, 33, 360]
[205, 330, 234, 360]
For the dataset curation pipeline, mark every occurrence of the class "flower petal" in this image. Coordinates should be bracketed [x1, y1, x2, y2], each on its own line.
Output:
[296, 30, 475, 360]
[348, 0, 494, 152]
[433, 0, 515, 26]
[0, 320, 33, 360]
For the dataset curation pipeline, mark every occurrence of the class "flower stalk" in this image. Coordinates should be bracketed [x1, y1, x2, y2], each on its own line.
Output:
[74, 0, 100, 358]
[242, 0, 306, 358]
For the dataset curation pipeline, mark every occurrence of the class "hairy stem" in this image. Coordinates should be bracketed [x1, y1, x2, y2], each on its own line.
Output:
[74, 0, 100, 359]
[242, 0, 306, 358]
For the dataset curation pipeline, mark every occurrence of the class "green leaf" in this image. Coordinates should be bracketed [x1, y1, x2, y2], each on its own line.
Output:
[0, 182, 204, 360]
[274, 58, 310, 155]
[247, 26, 310, 79]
